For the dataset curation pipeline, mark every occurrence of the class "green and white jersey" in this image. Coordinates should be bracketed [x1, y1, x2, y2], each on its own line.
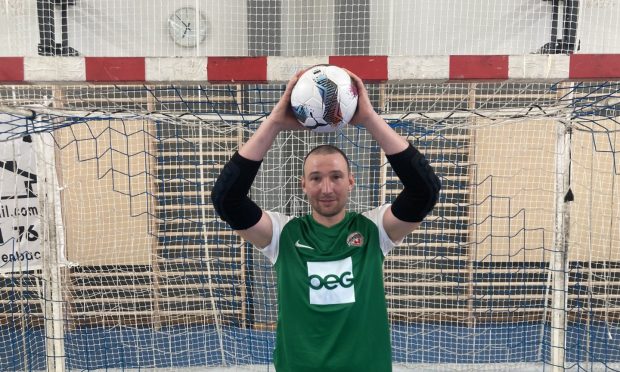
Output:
[261, 204, 400, 372]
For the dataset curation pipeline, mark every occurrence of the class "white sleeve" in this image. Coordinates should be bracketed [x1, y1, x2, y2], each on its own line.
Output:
[362, 204, 404, 256]
[258, 211, 293, 265]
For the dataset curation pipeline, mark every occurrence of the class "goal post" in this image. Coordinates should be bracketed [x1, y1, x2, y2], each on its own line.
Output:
[1, 54, 619, 84]
[1, 70, 619, 371]
[35, 132, 66, 372]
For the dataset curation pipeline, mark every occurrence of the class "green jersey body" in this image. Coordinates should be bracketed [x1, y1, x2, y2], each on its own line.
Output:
[262, 205, 398, 372]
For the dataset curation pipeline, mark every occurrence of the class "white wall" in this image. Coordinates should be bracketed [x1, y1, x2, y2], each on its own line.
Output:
[70, 0, 248, 56]
[0, 0, 618, 57]
[0, 0, 248, 57]
[0, 1, 40, 57]
[577, 0, 620, 53]
[281, 0, 336, 57]
[370, 0, 553, 55]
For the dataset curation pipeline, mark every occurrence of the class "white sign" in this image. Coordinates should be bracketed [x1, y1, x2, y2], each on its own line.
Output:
[307, 257, 356, 305]
[0, 137, 43, 272]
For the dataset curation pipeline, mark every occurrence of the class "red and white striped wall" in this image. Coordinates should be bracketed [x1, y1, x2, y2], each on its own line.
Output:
[0, 55, 619, 83]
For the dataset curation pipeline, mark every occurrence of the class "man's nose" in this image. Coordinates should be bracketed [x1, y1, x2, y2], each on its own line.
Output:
[320, 179, 333, 193]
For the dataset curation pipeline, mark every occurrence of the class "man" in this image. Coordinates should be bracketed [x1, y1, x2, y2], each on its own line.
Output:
[211, 70, 440, 372]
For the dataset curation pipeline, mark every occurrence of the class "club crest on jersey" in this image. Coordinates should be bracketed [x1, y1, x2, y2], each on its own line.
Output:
[346, 232, 364, 247]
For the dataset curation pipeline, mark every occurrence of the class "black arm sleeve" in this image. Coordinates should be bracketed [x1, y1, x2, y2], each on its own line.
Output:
[210, 152, 263, 230]
[386, 144, 441, 223]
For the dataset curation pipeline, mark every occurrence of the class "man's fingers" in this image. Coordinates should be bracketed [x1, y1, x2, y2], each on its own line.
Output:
[341, 68, 367, 97]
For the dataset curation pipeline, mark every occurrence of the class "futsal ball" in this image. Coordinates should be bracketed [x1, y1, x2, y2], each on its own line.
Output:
[291, 65, 358, 133]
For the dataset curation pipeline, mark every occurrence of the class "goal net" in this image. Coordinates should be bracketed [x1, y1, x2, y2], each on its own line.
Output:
[1, 1, 620, 372]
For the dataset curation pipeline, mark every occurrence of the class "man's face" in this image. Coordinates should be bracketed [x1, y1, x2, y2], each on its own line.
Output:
[301, 152, 354, 224]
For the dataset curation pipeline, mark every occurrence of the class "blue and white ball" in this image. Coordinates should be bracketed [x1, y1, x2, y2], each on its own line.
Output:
[291, 65, 358, 133]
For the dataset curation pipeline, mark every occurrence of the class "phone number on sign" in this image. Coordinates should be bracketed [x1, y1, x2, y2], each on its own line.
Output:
[0, 224, 41, 263]
[0, 225, 39, 245]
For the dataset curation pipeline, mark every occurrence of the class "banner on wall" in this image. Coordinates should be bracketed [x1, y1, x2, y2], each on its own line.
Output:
[0, 131, 65, 272]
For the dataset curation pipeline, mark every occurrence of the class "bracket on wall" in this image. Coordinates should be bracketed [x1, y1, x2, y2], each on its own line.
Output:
[37, 0, 79, 56]
[538, 0, 580, 54]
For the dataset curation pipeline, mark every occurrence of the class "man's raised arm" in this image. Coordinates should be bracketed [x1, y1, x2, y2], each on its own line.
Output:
[347, 71, 441, 242]
[210, 72, 304, 248]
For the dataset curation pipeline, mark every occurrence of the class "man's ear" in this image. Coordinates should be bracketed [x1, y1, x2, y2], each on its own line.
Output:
[300, 176, 306, 193]
[348, 172, 355, 191]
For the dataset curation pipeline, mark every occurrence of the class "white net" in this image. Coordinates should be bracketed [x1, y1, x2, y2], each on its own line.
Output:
[0, 80, 619, 371]
[0, 0, 618, 57]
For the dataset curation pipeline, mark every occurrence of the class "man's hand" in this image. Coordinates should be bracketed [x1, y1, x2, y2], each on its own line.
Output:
[264, 70, 307, 132]
[239, 70, 308, 162]
[345, 70, 382, 128]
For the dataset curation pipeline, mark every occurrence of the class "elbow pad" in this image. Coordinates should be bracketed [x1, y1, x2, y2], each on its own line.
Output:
[386, 144, 441, 222]
[211, 152, 263, 230]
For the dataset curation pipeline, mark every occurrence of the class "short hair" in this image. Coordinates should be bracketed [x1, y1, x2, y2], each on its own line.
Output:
[302, 145, 351, 175]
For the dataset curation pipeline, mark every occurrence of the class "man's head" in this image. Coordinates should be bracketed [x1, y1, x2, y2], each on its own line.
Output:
[301, 145, 354, 225]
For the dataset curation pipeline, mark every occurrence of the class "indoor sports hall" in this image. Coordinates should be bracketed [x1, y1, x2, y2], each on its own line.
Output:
[1, 1, 619, 371]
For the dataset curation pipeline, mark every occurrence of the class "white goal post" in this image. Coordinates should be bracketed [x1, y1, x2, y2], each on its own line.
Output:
[1, 71, 619, 372]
